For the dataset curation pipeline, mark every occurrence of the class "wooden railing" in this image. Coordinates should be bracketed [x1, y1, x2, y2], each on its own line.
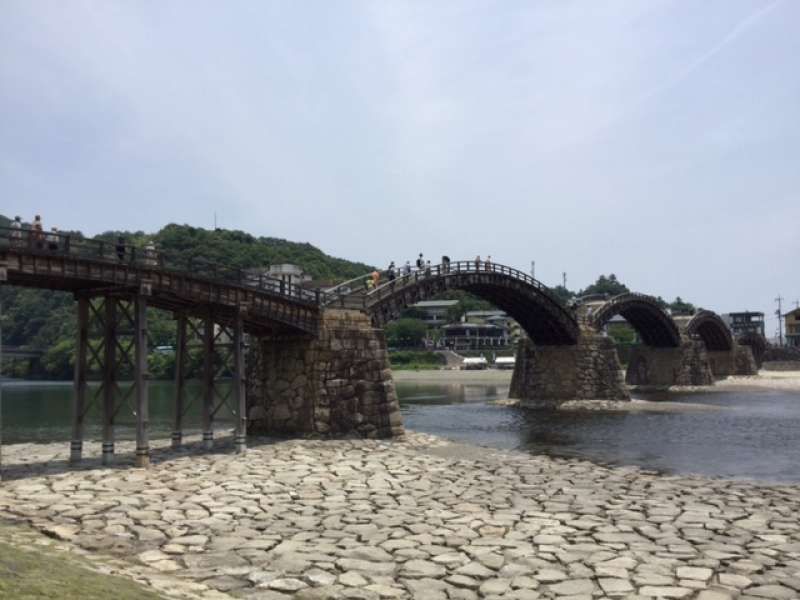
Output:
[0, 225, 319, 304]
[322, 260, 569, 312]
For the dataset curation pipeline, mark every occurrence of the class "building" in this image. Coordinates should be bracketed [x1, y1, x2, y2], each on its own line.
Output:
[464, 310, 522, 345]
[265, 264, 312, 287]
[411, 300, 459, 325]
[245, 264, 313, 291]
[721, 311, 765, 338]
[786, 308, 800, 348]
[441, 323, 509, 351]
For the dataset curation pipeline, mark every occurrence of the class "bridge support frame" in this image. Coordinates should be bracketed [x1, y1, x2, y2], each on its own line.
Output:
[70, 293, 150, 467]
[171, 310, 245, 451]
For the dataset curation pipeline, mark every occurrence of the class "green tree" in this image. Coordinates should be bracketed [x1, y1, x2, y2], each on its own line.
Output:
[385, 318, 428, 348]
[579, 274, 629, 297]
[669, 296, 696, 315]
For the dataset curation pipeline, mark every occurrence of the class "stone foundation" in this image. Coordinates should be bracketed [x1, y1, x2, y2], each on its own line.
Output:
[510, 332, 629, 406]
[626, 339, 713, 387]
[247, 309, 403, 438]
[733, 343, 758, 375]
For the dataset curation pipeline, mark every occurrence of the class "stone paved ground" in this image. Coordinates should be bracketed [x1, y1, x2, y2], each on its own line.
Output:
[1, 433, 800, 600]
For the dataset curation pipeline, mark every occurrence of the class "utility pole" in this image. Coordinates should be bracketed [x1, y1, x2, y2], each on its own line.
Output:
[775, 295, 784, 346]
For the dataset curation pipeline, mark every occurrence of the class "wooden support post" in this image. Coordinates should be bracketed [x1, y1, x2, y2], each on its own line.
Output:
[102, 298, 116, 465]
[172, 314, 186, 449]
[70, 296, 89, 464]
[233, 311, 247, 454]
[134, 296, 149, 468]
[202, 313, 214, 450]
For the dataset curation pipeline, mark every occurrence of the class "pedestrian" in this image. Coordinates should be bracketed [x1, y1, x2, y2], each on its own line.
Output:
[371, 269, 380, 289]
[387, 261, 396, 282]
[10, 216, 23, 247]
[403, 261, 411, 276]
[32, 215, 44, 249]
[46, 227, 59, 251]
[425, 260, 431, 277]
[475, 255, 481, 271]
[485, 255, 492, 271]
[442, 255, 451, 273]
[416, 253, 424, 270]
[116, 236, 126, 262]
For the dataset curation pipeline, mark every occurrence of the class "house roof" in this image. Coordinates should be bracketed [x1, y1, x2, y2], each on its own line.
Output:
[413, 300, 460, 308]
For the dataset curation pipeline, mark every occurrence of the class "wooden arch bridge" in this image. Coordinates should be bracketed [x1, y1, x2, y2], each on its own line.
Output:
[1, 226, 760, 470]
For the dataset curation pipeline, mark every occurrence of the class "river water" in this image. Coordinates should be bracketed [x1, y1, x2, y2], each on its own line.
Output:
[2, 380, 799, 483]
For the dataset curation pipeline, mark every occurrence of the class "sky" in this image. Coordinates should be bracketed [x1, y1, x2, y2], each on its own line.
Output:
[1, 0, 798, 336]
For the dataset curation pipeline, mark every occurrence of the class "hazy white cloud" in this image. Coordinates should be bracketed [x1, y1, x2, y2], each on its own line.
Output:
[1, 0, 797, 335]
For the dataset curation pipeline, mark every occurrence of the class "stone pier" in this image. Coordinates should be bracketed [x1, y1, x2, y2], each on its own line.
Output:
[248, 309, 403, 438]
[626, 339, 714, 387]
[510, 331, 629, 406]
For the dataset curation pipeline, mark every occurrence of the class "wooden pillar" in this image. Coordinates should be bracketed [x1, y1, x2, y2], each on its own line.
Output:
[70, 296, 89, 464]
[233, 312, 247, 453]
[202, 313, 214, 450]
[102, 298, 116, 465]
[171, 314, 186, 449]
[134, 296, 149, 468]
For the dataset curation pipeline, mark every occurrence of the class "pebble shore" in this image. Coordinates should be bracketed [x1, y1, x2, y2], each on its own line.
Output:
[1, 433, 799, 600]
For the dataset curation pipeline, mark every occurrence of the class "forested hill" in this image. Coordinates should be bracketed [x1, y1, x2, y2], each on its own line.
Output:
[0, 215, 373, 379]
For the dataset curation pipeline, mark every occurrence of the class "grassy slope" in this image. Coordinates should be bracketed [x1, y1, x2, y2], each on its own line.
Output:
[0, 526, 164, 600]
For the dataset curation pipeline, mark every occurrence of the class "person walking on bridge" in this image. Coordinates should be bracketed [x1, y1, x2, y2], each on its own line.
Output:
[32, 215, 44, 250]
[485, 255, 492, 271]
[404, 261, 411, 276]
[370, 269, 380, 290]
[387, 261, 396, 282]
[46, 227, 59, 252]
[475, 255, 481, 271]
[416, 253, 424, 270]
[10, 216, 23, 248]
[115, 236, 126, 262]
[442, 255, 451, 274]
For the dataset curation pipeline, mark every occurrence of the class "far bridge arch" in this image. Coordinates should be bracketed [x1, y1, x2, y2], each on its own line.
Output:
[579, 293, 714, 387]
[353, 261, 580, 346]
[582, 293, 681, 347]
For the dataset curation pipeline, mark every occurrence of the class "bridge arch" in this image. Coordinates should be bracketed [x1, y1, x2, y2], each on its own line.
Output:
[584, 293, 681, 347]
[335, 262, 580, 345]
[681, 310, 733, 351]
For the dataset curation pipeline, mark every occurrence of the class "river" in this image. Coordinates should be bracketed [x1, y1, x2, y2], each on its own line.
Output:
[2, 379, 799, 483]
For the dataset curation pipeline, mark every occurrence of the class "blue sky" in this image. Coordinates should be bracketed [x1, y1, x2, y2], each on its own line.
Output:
[1, 1, 798, 335]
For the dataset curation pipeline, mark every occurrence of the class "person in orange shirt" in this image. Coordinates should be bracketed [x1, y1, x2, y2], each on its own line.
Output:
[370, 269, 380, 289]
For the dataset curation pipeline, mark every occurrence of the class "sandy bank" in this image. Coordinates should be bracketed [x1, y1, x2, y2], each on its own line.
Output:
[393, 369, 513, 384]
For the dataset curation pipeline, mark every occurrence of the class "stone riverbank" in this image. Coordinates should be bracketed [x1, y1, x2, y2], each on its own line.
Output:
[1, 433, 799, 600]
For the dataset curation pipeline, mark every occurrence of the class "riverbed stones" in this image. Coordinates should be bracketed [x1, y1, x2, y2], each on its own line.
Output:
[1, 431, 799, 599]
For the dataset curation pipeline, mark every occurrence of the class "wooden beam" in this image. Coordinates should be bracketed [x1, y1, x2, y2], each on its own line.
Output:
[233, 310, 247, 454]
[172, 314, 186, 449]
[202, 312, 214, 450]
[102, 297, 116, 465]
[70, 296, 88, 464]
[134, 296, 150, 468]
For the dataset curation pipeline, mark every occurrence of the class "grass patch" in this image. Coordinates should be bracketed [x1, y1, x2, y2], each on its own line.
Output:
[0, 526, 164, 600]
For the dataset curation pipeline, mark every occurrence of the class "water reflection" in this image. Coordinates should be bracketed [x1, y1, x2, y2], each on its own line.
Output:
[2, 379, 799, 482]
[398, 381, 800, 483]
